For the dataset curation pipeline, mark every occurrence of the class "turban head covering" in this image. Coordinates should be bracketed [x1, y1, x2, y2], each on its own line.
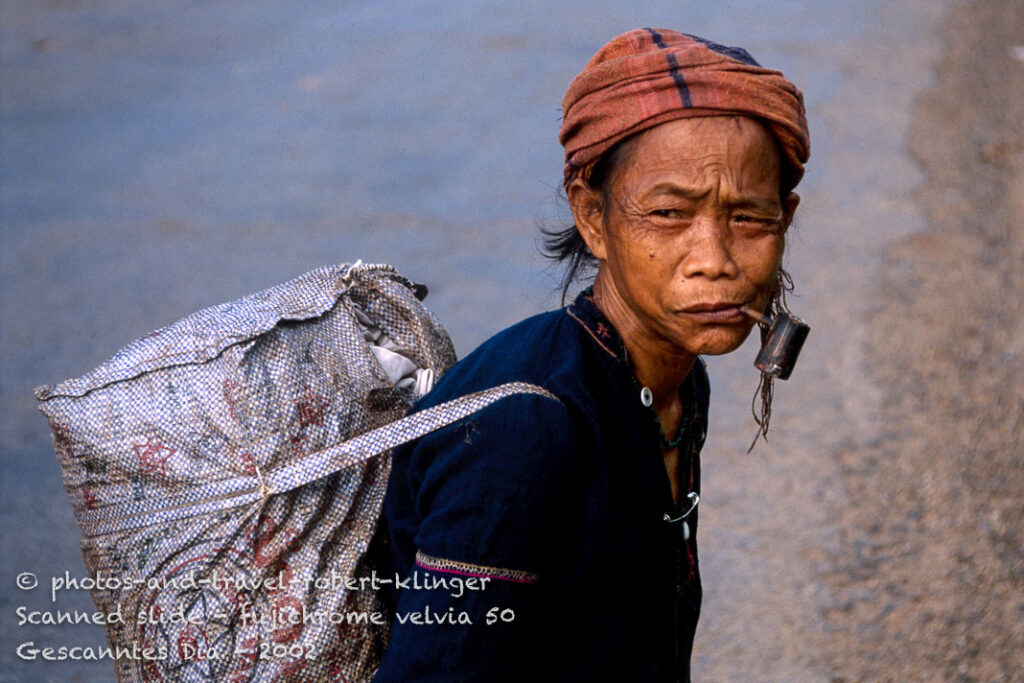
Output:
[559, 29, 810, 189]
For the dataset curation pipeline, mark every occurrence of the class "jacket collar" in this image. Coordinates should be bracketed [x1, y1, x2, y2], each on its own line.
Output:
[566, 286, 708, 389]
[566, 286, 629, 365]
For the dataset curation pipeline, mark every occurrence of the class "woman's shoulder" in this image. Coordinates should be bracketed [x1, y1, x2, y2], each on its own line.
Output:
[394, 306, 593, 501]
[384, 310, 588, 577]
[417, 306, 589, 409]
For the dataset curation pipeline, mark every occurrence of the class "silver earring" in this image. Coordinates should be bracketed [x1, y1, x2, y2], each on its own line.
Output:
[747, 269, 793, 452]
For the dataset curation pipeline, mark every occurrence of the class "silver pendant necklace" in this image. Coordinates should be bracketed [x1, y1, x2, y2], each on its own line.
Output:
[664, 491, 700, 540]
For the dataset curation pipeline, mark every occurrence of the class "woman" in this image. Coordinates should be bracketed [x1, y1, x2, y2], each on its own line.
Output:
[373, 28, 809, 682]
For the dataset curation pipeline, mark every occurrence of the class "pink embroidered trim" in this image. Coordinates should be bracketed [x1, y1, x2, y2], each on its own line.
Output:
[414, 550, 539, 584]
[567, 309, 618, 359]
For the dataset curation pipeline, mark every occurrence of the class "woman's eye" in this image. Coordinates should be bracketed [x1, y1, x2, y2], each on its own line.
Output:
[734, 214, 780, 229]
[651, 209, 683, 219]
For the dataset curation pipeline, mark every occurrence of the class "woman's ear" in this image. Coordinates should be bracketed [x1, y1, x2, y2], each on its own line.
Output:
[567, 178, 608, 261]
[782, 192, 800, 233]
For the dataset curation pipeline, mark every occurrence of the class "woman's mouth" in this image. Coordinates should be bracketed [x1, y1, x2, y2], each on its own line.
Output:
[678, 302, 748, 323]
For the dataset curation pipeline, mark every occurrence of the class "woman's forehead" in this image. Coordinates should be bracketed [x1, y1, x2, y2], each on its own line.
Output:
[611, 117, 783, 192]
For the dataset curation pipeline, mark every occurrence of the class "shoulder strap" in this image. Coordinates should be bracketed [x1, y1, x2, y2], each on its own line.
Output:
[82, 382, 558, 537]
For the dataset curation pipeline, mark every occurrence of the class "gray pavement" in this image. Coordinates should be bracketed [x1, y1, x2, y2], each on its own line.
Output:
[2, 1, 954, 681]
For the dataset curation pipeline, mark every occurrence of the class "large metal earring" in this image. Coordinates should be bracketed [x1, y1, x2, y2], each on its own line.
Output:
[747, 268, 794, 452]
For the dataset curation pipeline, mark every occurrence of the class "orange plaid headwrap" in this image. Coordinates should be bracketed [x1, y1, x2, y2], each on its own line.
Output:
[559, 29, 810, 188]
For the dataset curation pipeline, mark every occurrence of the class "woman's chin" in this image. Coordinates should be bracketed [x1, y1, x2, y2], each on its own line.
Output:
[688, 327, 757, 357]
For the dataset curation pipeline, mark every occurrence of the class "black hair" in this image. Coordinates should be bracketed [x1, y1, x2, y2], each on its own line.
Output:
[541, 136, 636, 304]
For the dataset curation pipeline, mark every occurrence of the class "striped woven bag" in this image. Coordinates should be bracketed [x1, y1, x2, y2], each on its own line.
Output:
[35, 262, 551, 682]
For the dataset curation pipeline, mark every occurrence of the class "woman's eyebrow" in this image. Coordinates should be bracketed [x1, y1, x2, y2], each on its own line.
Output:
[643, 183, 710, 200]
[728, 196, 782, 213]
[644, 182, 781, 213]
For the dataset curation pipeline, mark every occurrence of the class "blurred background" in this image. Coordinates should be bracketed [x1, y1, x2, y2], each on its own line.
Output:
[2, 0, 1021, 680]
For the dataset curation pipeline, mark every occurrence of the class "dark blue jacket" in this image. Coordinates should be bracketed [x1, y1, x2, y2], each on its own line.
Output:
[374, 289, 709, 682]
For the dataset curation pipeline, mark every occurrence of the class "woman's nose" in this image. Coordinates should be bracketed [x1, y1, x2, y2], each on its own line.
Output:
[681, 217, 738, 280]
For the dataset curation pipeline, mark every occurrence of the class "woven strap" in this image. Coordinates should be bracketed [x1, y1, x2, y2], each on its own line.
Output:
[80, 382, 557, 537]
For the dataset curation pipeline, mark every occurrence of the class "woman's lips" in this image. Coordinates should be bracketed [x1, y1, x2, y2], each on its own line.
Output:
[678, 303, 748, 323]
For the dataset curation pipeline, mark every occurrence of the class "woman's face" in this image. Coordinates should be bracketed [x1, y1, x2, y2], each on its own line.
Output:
[572, 116, 799, 358]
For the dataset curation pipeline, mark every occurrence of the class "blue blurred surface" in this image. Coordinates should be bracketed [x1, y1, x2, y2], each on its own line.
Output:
[0, 1, 949, 680]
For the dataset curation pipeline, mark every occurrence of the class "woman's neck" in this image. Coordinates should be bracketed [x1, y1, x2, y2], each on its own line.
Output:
[592, 272, 697, 411]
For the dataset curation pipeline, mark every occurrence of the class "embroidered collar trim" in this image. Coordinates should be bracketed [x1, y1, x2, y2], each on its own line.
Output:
[566, 286, 629, 364]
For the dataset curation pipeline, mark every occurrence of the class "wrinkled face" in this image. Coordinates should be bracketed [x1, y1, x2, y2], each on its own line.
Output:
[574, 116, 798, 357]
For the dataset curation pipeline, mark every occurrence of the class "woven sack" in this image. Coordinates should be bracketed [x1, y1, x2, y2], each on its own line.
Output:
[34, 262, 552, 682]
